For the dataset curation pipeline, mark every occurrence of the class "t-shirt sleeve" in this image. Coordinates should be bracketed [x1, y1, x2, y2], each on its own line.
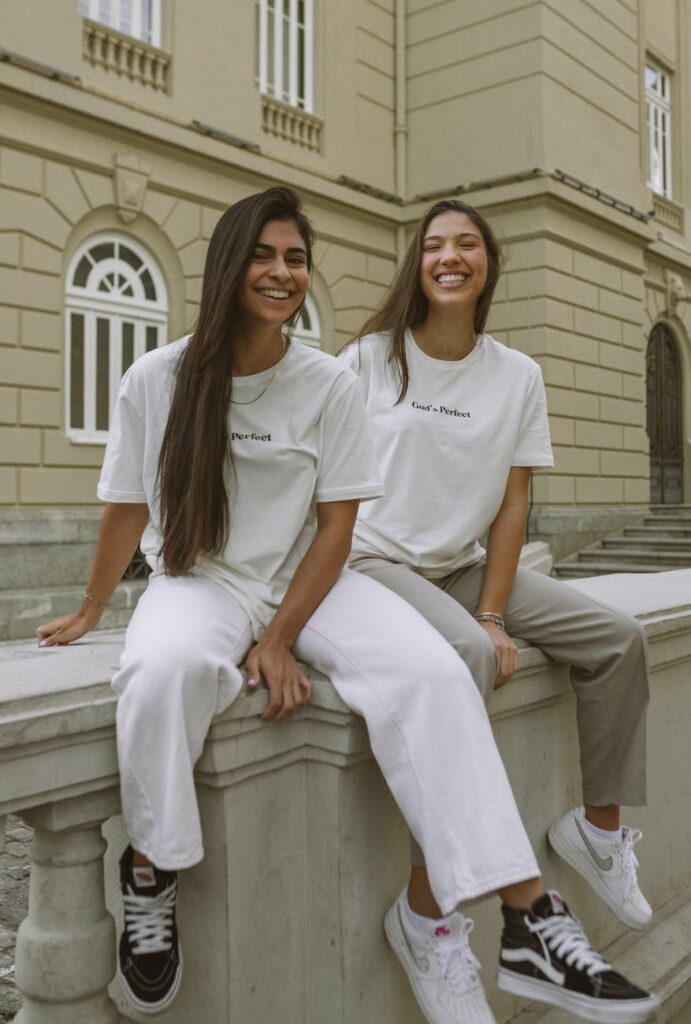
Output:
[315, 373, 383, 503]
[97, 372, 148, 503]
[511, 365, 554, 468]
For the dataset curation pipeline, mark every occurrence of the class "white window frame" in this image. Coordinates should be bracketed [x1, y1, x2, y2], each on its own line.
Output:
[65, 233, 168, 444]
[77, 0, 162, 47]
[256, 0, 314, 112]
[292, 292, 321, 348]
[645, 58, 673, 199]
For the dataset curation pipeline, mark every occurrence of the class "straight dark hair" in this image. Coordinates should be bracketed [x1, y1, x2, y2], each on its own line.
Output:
[157, 186, 314, 575]
[346, 200, 503, 402]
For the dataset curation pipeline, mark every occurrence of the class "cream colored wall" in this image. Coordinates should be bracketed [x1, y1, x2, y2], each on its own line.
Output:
[405, 1, 547, 198]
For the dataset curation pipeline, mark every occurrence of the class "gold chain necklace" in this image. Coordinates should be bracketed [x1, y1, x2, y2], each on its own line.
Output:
[230, 337, 288, 406]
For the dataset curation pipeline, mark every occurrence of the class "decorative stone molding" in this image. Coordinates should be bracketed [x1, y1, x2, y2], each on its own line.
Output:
[82, 18, 170, 92]
[653, 193, 685, 234]
[113, 153, 150, 223]
[261, 95, 322, 152]
[664, 268, 687, 316]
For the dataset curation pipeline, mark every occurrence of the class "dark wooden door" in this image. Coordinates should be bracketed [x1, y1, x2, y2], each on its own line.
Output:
[646, 325, 683, 504]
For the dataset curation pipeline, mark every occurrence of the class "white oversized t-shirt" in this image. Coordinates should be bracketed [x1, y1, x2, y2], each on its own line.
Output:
[98, 336, 382, 633]
[339, 329, 554, 576]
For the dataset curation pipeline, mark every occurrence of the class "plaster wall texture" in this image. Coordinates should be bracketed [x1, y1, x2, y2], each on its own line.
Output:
[0, 0, 690, 543]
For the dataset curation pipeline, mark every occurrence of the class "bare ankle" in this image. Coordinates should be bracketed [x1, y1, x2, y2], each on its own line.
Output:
[132, 849, 154, 868]
[584, 804, 620, 832]
[408, 866, 444, 919]
[499, 877, 544, 910]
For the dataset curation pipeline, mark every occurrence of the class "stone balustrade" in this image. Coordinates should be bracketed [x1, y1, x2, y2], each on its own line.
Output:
[1, 571, 691, 1023]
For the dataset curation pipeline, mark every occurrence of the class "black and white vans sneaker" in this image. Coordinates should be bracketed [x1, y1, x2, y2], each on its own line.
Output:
[496, 891, 660, 1023]
[118, 845, 183, 1015]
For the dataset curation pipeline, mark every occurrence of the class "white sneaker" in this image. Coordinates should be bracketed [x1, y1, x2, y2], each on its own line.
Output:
[384, 890, 496, 1024]
[548, 807, 652, 930]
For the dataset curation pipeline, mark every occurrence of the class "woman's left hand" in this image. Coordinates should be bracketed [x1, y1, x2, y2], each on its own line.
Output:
[245, 638, 313, 721]
[478, 621, 518, 689]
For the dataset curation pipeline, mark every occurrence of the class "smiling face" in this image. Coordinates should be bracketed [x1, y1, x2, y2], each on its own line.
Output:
[237, 218, 310, 328]
[419, 210, 488, 314]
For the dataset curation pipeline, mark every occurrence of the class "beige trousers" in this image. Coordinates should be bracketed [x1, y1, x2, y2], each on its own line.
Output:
[351, 558, 649, 866]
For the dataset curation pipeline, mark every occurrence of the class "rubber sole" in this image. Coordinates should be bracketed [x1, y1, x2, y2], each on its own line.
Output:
[548, 823, 651, 931]
[117, 946, 184, 1016]
[497, 967, 660, 1023]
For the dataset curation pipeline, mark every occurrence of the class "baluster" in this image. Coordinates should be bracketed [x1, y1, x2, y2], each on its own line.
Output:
[13, 793, 130, 1024]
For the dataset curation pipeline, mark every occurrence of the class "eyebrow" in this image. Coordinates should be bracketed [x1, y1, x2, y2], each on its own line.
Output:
[423, 232, 481, 242]
[254, 242, 307, 255]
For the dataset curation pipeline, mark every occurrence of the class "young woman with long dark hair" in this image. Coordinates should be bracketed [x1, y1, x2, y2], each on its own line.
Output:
[37, 189, 656, 1024]
[341, 200, 658, 1024]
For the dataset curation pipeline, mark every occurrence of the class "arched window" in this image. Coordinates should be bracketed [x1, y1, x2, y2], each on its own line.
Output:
[292, 292, 321, 349]
[65, 233, 168, 443]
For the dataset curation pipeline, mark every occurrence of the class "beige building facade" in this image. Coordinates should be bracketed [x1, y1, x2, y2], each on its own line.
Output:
[1, 0, 690, 559]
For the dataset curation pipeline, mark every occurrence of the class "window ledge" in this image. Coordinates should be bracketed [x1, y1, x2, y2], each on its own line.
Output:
[82, 18, 170, 93]
[261, 95, 322, 152]
[653, 193, 684, 234]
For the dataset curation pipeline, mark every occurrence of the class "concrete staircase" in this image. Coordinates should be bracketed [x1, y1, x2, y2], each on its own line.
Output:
[555, 504, 691, 578]
[0, 509, 146, 642]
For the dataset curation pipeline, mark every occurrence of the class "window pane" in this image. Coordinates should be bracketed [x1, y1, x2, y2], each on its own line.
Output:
[120, 0, 132, 35]
[70, 313, 85, 430]
[74, 255, 93, 288]
[120, 245, 143, 272]
[139, 268, 156, 301]
[96, 318, 110, 431]
[146, 325, 158, 352]
[645, 65, 657, 91]
[141, 0, 152, 42]
[122, 322, 135, 373]
[90, 242, 115, 263]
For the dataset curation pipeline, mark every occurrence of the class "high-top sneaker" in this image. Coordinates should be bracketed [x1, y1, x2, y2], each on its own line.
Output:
[549, 807, 652, 929]
[118, 845, 183, 1014]
[497, 891, 659, 1023]
[384, 889, 497, 1023]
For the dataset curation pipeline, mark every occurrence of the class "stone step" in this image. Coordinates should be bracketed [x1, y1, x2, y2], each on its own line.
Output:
[555, 560, 664, 577]
[0, 581, 146, 642]
[625, 526, 691, 538]
[603, 536, 691, 552]
[573, 547, 691, 566]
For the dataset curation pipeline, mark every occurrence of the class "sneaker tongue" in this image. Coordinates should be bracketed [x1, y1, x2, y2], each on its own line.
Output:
[133, 866, 157, 888]
[532, 890, 567, 918]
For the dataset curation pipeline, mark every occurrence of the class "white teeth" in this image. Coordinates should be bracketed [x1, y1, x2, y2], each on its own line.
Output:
[436, 274, 467, 284]
[260, 289, 290, 299]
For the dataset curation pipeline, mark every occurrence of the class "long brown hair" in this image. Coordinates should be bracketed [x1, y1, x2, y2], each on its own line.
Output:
[157, 187, 314, 575]
[347, 200, 503, 402]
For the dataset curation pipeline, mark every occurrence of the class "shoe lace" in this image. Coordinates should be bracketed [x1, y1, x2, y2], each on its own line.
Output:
[436, 917, 481, 992]
[618, 828, 642, 896]
[529, 912, 610, 978]
[123, 880, 177, 955]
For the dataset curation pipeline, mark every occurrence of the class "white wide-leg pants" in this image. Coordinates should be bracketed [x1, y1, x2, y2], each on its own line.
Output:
[113, 569, 540, 915]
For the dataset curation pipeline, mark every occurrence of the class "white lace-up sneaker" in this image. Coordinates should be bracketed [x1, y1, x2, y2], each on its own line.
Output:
[384, 890, 496, 1024]
[548, 807, 652, 930]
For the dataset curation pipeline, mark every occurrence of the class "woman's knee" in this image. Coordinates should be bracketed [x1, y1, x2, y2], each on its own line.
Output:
[456, 630, 497, 700]
[116, 640, 220, 712]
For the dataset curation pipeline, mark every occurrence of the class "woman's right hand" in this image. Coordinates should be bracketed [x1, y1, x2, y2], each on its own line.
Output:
[37, 605, 102, 647]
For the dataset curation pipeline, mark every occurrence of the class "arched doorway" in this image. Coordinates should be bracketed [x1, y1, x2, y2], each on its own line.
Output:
[646, 324, 684, 504]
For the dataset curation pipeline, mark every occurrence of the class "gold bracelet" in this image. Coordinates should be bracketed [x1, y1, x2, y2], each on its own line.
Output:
[83, 590, 108, 611]
[474, 612, 505, 631]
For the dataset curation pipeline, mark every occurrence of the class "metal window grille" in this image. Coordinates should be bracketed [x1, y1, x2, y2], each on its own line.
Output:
[65, 234, 168, 444]
[292, 292, 321, 348]
[77, 0, 162, 47]
[256, 0, 313, 112]
[645, 60, 672, 199]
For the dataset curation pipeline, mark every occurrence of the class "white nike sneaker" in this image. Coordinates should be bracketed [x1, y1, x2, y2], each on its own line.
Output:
[548, 807, 652, 930]
[384, 890, 496, 1024]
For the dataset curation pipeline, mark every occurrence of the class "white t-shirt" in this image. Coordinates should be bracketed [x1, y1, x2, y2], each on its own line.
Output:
[339, 329, 554, 576]
[98, 336, 382, 633]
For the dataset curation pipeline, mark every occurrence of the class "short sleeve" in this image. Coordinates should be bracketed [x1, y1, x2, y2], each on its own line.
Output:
[511, 365, 554, 468]
[97, 375, 148, 503]
[315, 375, 383, 503]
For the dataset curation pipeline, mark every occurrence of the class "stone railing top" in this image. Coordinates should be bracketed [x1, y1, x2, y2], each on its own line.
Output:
[1, 571, 690, 817]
